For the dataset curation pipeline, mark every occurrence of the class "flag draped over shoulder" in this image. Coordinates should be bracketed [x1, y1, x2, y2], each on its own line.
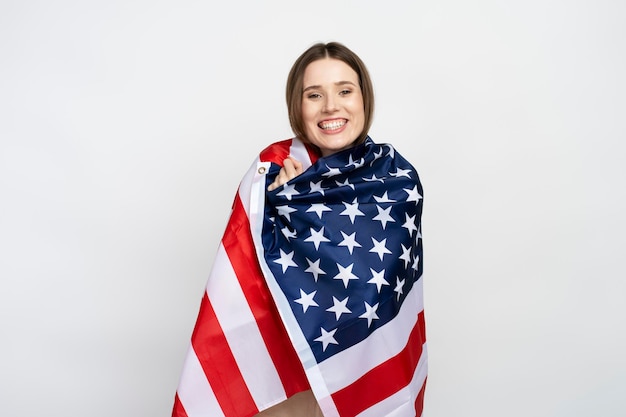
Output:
[173, 137, 426, 417]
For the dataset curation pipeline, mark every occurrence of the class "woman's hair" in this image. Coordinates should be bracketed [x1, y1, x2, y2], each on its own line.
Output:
[286, 42, 375, 146]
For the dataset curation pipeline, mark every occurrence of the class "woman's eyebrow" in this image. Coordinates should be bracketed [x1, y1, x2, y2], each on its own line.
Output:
[303, 80, 358, 92]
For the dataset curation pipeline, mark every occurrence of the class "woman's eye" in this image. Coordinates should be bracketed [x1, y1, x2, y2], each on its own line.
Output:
[307, 93, 321, 99]
[339, 89, 352, 95]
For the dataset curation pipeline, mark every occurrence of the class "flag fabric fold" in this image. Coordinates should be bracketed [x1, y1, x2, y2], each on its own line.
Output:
[173, 137, 426, 417]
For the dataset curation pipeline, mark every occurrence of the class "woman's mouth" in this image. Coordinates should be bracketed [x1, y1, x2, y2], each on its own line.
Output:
[319, 119, 347, 130]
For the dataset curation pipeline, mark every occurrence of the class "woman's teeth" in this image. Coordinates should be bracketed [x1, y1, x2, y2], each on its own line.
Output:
[320, 120, 346, 130]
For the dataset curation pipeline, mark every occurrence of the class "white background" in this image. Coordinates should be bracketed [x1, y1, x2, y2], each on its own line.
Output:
[1, 1, 625, 416]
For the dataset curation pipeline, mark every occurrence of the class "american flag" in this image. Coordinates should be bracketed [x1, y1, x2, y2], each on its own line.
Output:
[173, 137, 426, 417]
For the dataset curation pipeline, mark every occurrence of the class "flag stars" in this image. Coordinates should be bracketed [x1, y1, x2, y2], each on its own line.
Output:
[304, 226, 330, 250]
[335, 178, 355, 190]
[403, 185, 422, 203]
[412, 254, 420, 271]
[374, 191, 396, 203]
[276, 205, 297, 221]
[277, 183, 299, 200]
[295, 289, 318, 313]
[314, 327, 338, 351]
[340, 199, 365, 224]
[322, 164, 343, 177]
[369, 237, 392, 261]
[399, 243, 412, 268]
[338, 231, 362, 254]
[281, 227, 297, 241]
[368, 268, 389, 293]
[309, 180, 327, 196]
[372, 205, 395, 230]
[359, 302, 380, 327]
[363, 174, 385, 183]
[402, 213, 418, 236]
[333, 263, 359, 288]
[348, 154, 365, 168]
[304, 258, 326, 282]
[274, 249, 297, 273]
[326, 296, 351, 320]
[394, 277, 405, 301]
[306, 203, 332, 219]
[390, 168, 412, 178]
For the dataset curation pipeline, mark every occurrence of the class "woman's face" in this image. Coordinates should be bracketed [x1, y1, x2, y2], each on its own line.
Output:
[301, 58, 365, 157]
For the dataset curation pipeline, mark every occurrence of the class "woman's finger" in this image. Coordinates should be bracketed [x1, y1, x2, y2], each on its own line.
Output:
[267, 157, 303, 191]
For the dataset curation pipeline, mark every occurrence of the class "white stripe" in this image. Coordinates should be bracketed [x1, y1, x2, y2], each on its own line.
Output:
[289, 138, 313, 171]
[176, 344, 226, 417]
[238, 156, 261, 218]
[207, 243, 286, 409]
[356, 344, 428, 417]
[316, 278, 425, 392]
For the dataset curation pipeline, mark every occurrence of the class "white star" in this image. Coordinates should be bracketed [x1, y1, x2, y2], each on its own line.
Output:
[306, 203, 332, 219]
[295, 289, 318, 313]
[399, 243, 412, 268]
[363, 174, 385, 183]
[368, 268, 389, 293]
[372, 205, 395, 230]
[417, 225, 422, 239]
[386, 144, 396, 158]
[322, 164, 342, 177]
[304, 226, 330, 250]
[338, 231, 362, 254]
[276, 205, 297, 221]
[369, 237, 392, 261]
[403, 185, 422, 203]
[333, 263, 359, 288]
[394, 276, 405, 300]
[402, 213, 418, 236]
[281, 227, 297, 241]
[340, 198, 365, 224]
[326, 296, 351, 320]
[335, 178, 355, 190]
[359, 302, 380, 327]
[390, 168, 412, 178]
[277, 183, 299, 200]
[304, 258, 326, 282]
[374, 191, 396, 203]
[412, 254, 420, 271]
[314, 327, 338, 351]
[309, 180, 327, 196]
[372, 147, 383, 161]
[274, 249, 297, 273]
[348, 154, 365, 168]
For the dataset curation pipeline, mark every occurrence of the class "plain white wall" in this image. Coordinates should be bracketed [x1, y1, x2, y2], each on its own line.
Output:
[1, 1, 625, 416]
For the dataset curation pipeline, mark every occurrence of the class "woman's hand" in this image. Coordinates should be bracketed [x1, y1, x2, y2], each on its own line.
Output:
[267, 156, 303, 191]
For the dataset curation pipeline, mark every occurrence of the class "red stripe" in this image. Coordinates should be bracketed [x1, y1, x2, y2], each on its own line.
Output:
[414, 377, 427, 417]
[191, 293, 258, 417]
[259, 139, 293, 164]
[331, 311, 427, 417]
[258, 137, 320, 166]
[171, 393, 188, 417]
[222, 195, 310, 397]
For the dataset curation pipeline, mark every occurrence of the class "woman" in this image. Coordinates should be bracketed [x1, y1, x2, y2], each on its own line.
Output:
[173, 42, 426, 417]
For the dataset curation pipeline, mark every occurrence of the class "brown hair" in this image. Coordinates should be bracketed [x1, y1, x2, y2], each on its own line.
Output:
[286, 42, 375, 146]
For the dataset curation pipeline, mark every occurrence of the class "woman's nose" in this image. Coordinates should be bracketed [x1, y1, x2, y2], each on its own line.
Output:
[323, 96, 338, 112]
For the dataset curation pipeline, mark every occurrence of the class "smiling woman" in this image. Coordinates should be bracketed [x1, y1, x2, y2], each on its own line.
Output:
[300, 58, 365, 157]
[172, 42, 427, 417]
